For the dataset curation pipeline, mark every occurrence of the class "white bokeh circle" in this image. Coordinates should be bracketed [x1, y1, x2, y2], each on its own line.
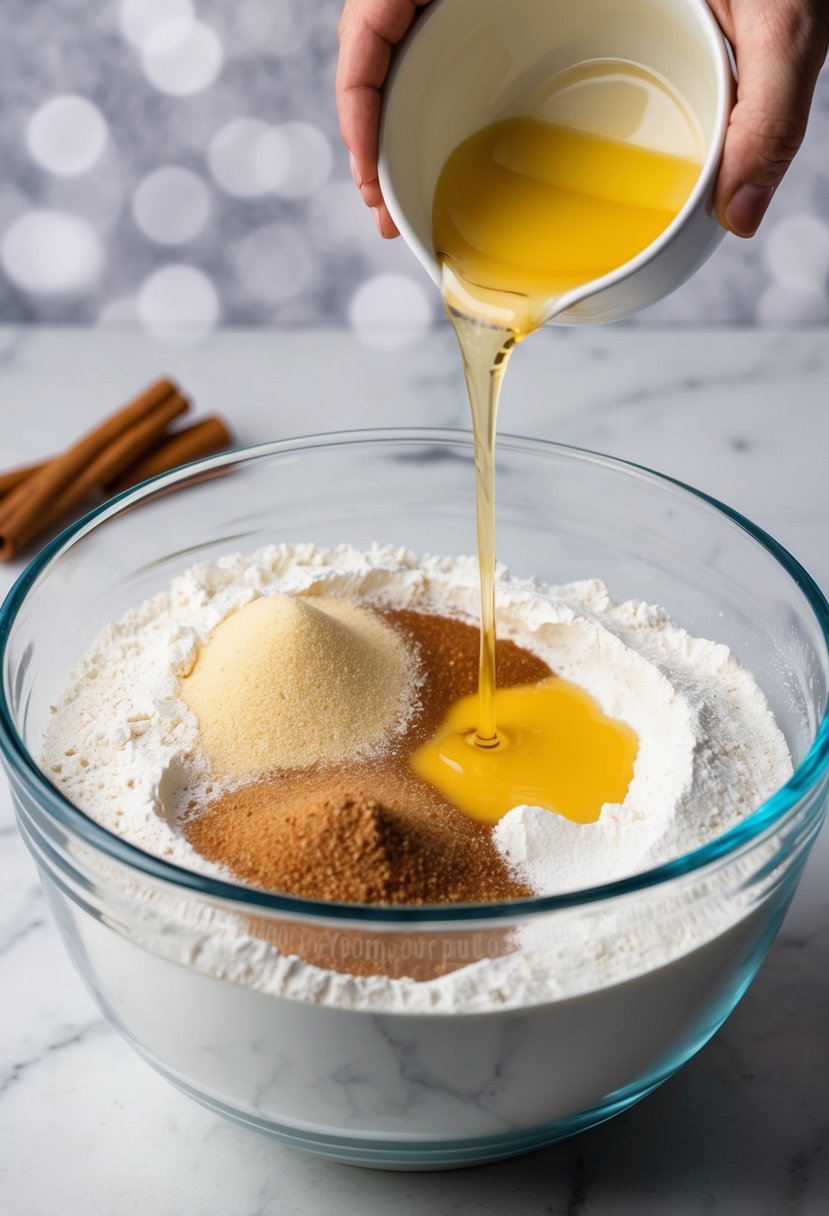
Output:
[308, 182, 375, 253]
[348, 274, 433, 348]
[308, 181, 417, 275]
[1, 209, 103, 293]
[119, 0, 194, 50]
[137, 264, 219, 340]
[757, 281, 829, 325]
[26, 95, 108, 177]
[763, 214, 829, 290]
[132, 167, 210, 245]
[265, 122, 333, 199]
[218, 0, 313, 57]
[207, 118, 287, 198]
[142, 19, 223, 97]
[233, 223, 313, 304]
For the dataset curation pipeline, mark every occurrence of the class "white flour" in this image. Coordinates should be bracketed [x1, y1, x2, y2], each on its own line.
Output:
[42, 543, 793, 1012]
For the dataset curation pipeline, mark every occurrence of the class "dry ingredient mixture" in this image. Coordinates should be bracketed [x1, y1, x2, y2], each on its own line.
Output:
[180, 587, 548, 904]
[42, 544, 793, 1001]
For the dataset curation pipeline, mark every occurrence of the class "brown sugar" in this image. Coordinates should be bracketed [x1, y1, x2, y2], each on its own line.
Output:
[184, 777, 530, 905]
[383, 606, 551, 747]
[184, 771, 531, 980]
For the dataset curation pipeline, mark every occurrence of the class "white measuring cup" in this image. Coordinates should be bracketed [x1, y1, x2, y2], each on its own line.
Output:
[378, 0, 734, 325]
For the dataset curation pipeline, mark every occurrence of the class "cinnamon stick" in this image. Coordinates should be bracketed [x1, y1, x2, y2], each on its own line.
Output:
[41, 393, 188, 530]
[0, 459, 47, 499]
[0, 379, 187, 560]
[108, 416, 232, 494]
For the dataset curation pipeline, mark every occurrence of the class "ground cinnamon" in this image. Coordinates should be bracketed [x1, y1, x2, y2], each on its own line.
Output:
[185, 778, 530, 981]
[186, 780, 528, 905]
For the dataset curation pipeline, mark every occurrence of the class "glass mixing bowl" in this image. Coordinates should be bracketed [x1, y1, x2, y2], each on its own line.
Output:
[1, 431, 828, 1170]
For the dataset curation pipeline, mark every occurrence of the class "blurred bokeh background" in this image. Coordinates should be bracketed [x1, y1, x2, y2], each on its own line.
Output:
[0, 0, 827, 342]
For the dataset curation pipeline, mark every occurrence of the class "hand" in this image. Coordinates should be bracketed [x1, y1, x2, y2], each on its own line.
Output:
[336, 0, 432, 238]
[336, 0, 829, 241]
[709, 0, 829, 236]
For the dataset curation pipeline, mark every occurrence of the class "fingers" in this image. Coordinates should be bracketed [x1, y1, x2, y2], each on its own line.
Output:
[338, 0, 829, 245]
[715, 2, 829, 237]
[337, 0, 432, 238]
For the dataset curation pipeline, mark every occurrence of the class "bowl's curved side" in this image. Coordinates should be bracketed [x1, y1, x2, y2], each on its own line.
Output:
[2, 429, 828, 1164]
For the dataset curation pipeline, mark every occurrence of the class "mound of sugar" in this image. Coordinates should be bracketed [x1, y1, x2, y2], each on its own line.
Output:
[180, 593, 412, 778]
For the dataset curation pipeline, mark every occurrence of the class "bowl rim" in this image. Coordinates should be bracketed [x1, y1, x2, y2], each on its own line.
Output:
[2, 427, 828, 924]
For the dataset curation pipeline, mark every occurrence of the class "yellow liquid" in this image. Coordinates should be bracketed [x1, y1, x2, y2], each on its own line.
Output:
[422, 61, 701, 822]
[434, 116, 702, 331]
[412, 677, 639, 825]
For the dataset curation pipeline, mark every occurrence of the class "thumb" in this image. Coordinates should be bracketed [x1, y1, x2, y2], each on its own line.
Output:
[715, 5, 828, 237]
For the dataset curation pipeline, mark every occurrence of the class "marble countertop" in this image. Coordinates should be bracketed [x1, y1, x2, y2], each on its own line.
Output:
[1, 324, 828, 1215]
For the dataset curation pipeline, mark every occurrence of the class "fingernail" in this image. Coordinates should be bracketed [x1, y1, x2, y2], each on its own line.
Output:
[725, 183, 775, 237]
[349, 151, 362, 188]
[372, 207, 384, 235]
